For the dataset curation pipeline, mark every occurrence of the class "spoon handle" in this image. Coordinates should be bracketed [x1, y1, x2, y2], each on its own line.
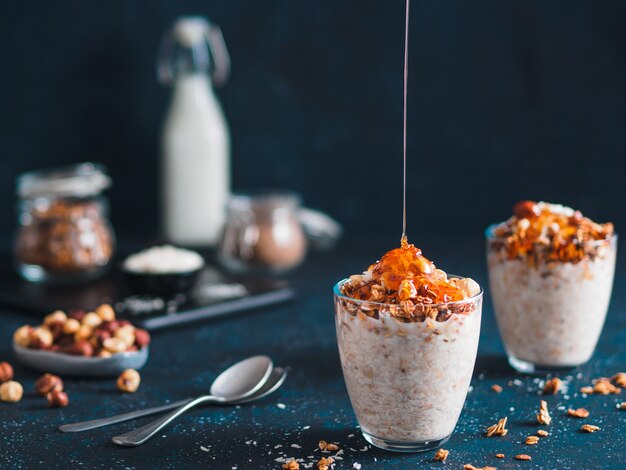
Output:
[58, 399, 192, 433]
[112, 395, 216, 446]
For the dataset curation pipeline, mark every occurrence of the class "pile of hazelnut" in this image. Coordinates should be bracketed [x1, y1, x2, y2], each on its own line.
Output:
[13, 304, 150, 357]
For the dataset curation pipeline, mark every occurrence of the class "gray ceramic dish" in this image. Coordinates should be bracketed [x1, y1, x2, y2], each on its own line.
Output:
[13, 344, 149, 377]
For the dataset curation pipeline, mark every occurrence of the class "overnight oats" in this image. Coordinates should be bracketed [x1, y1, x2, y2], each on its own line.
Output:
[334, 238, 483, 452]
[487, 201, 617, 374]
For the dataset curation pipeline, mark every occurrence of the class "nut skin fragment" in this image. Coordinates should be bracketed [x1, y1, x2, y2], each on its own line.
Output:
[581, 424, 600, 433]
[537, 400, 552, 425]
[35, 373, 64, 396]
[567, 408, 590, 418]
[525, 435, 539, 445]
[491, 384, 502, 393]
[0, 362, 14, 383]
[0, 381, 23, 402]
[117, 369, 141, 393]
[433, 448, 449, 462]
[47, 390, 69, 408]
[515, 454, 532, 461]
[543, 377, 562, 395]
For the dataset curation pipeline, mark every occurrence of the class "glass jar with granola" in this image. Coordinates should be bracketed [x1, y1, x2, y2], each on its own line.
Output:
[14, 163, 116, 284]
[486, 201, 617, 374]
[334, 238, 482, 452]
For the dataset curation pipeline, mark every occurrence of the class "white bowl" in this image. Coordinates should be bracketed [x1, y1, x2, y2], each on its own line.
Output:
[13, 343, 149, 377]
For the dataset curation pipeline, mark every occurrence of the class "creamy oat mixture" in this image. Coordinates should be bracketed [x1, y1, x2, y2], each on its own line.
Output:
[335, 239, 482, 444]
[487, 201, 616, 367]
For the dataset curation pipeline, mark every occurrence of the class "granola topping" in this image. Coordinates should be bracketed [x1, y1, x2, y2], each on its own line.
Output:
[488, 201, 614, 266]
[340, 238, 480, 322]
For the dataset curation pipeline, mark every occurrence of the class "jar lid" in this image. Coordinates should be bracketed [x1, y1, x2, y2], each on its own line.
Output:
[17, 162, 111, 199]
[228, 190, 301, 214]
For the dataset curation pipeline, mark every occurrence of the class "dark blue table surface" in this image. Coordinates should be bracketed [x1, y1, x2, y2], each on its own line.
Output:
[1, 236, 625, 469]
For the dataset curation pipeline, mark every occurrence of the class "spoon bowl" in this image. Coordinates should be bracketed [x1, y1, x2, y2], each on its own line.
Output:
[210, 355, 273, 401]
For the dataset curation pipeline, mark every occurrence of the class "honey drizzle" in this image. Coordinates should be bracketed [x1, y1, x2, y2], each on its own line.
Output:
[401, 0, 410, 243]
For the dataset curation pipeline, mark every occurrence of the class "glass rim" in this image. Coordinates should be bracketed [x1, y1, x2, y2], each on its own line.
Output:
[17, 162, 111, 199]
[333, 275, 483, 309]
[484, 223, 618, 246]
[228, 190, 301, 212]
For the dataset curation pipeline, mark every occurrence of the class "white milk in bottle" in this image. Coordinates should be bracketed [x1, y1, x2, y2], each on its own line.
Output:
[158, 17, 231, 246]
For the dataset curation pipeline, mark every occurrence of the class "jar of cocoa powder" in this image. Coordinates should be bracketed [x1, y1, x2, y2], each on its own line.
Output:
[14, 163, 116, 284]
[218, 191, 307, 273]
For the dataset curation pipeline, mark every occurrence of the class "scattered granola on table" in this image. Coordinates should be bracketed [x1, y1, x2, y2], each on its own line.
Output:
[618, 402, 626, 410]
[318, 441, 338, 452]
[525, 435, 539, 445]
[613, 372, 626, 388]
[543, 377, 562, 395]
[580, 386, 594, 395]
[463, 465, 496, 470]
[495, 453, 505, 459]
[537, 400, 552, 425]
[433, 448, 449, 462]
[567, 408, 590, 418]
[515, 454, 532, 461]
[491, 384, 502, 393]
[485, 417, 508, 437]
[581, 424, 600, 433]
[281, 459, 299, 470]
[536, 429, 549, 437]
[592, 377, 621, 395]
[317, 457, 334, 470]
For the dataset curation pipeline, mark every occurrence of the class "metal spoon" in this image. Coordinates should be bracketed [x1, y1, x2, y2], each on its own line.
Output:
[58, 367, 287, 433]
[111, 355, 273, 446]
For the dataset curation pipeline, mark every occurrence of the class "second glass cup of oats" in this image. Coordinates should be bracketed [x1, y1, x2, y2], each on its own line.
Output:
[334, 240, 482, 452]
[487, 201, 617, 374]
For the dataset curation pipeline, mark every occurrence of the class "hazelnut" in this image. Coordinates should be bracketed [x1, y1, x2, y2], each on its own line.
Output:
[73, 324, 93, 342]
[117, 369, 141, 393]
[103, 337, 128, 354]
[43, 310, 67, 326]
[29, 327, 53, 349]
[35, 373, 64, 396]
[47, 390, 69, 408]
[90, 329, 111, 349]
[96, 304, 116, 322]
[134, 329, 151, 348]
[114, 325, 135, 346]
[82, 312, 102, 329]
[47, 320, 66, 339]
[0, 380, 23, 402]
[63, 318, 81, 335]
[13, 325, 32, 347]
[64, 341, 94, 357]
[97, 350, 112, 358]
[0, 362, 14, 383]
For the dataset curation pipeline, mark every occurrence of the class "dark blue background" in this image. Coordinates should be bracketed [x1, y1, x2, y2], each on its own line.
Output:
[1, 0, 625, 247]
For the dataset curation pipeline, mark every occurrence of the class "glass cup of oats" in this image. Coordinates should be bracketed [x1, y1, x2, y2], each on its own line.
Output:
[333, 238, 483, 452]
[486, 201, 617, 374]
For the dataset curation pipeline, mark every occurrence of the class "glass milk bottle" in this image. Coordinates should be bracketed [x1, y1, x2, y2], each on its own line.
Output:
[158, 17, 231, 247]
